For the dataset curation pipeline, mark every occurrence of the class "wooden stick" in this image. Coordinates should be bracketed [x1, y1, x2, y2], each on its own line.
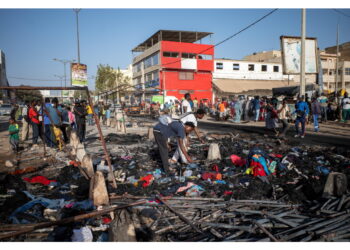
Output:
[156, 196, 203, 234]
[254, 221, 279, 242]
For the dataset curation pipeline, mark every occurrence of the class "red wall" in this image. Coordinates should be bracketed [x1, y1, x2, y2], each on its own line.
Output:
[159, 41, 214, 101]
[160, 71, 212, 101]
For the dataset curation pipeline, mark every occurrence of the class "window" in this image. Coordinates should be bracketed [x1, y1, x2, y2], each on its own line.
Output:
[345, 68, 350, 75]
[179, 71, 194, 80]
[338, 69, 342, 75]
[329, 70, 334, 76]
[216, 62, 223, 70]
[182, 53, 196, 59]
[273, 66, 279, 72]
[163, 51, 179, 58]
[248, 64, 255, 71]
[323, 69, 328, 75]
[233, 63, 240, 71]
[198, 54, 212, 60]
[145, 73, 152, 83]
[152, 53, 159, 65]
[261, 65, 267, 72]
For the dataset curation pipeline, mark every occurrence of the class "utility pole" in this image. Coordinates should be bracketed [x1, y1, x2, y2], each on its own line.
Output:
[335, 21, 339, 104]
[300, 8, 306, 99]
[73, 9, 81, 64]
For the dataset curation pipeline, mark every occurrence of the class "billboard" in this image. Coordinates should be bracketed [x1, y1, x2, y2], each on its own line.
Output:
[71, 63, 88, 87]
[280, 36, 318, 75]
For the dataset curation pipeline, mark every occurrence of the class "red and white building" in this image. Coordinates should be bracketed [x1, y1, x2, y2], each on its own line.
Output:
[131, 30, 214, 102]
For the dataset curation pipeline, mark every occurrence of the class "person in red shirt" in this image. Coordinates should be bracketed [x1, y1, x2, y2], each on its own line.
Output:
[28, 100, 42, 146]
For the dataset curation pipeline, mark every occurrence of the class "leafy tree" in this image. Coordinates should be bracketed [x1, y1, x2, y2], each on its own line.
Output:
[15, 85, 42, 103]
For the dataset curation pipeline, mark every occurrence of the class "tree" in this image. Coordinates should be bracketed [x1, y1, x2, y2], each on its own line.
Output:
[15, 85, 42, 103]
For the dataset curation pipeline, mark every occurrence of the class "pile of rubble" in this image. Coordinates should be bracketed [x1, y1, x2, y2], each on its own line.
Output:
[0, 130, 349, 242]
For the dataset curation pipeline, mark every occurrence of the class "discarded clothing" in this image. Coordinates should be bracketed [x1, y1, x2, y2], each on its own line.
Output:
[202, 172, 222, 181]
[23, 176, 57, 186]
[186, 185, 204, 197]
[139, 174, 154, 188]
[176, 182, 195, 193]
[230, 154, 246, 167]
[10, 192, 69, 224]
[71, 226, 93, 242]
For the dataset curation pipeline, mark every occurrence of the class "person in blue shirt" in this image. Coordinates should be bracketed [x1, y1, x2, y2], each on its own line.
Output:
[153, 121, 195, 175]
[294, 96, 309, 138]
[43, 98, 55, 147]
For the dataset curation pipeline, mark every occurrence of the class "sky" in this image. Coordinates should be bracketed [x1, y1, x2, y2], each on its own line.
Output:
[1, 8, 350, 90]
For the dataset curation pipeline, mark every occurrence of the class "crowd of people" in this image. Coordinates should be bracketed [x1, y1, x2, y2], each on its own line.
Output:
[7, 98, 94, 153]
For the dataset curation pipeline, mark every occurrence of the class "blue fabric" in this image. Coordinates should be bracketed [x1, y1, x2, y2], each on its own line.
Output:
[234, 102, 242, 122]
[255, 109, 260, 121]
[71, 199, 94, 211]
[295, 101, 309, 116]
[9, 191, 69, 224]
[44, 103, 61, 125]
[252, 99, 260, 109]
[154, 121, 185, 139]
[105, 109, 111, 119]
[295, 116, 306, 135]
[43, 103, 52, 125]
[313, 114, 319, 131]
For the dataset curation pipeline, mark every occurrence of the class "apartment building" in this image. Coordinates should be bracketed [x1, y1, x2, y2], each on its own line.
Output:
[131, 30, 214, 101]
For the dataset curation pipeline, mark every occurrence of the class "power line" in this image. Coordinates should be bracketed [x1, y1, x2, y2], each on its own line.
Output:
[8, 76, 63, 82]
[333, 9, 350, 19]
[161, 8, 279, 67]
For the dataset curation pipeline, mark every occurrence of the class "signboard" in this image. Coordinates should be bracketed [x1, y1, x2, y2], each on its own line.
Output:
[62, 90, 70, 97]
[71, 63, 88, 87]
[181, 59, 197, 70]
[280, 36, 318, 75]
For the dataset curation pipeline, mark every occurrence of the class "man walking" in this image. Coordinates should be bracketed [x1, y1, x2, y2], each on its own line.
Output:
[318, 93, 328, 122]
[294, 96, 309, 138]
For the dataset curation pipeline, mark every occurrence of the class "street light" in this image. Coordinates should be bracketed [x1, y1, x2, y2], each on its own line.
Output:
[73, 9, 81, 64]
[54, 75, 65, 97]
[53, 58, 76, 88]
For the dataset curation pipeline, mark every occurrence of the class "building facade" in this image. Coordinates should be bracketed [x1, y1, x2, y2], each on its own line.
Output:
[212, 58, 293, 98]
[131, 30, 214, 101]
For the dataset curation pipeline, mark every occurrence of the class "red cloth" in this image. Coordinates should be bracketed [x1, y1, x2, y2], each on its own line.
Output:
[224, 191, 233, 196]
[212, 165, 219, 172]
[269, 154, 283, 158]
[23, 176, 57, 185]
[102, 217, 112, 224]
[230, 155, 246, 167]
[202, 172, 222, 181]
[250, 161, 267, 177]
[28, 107, 40, 124]
[140, 174, 154, 188]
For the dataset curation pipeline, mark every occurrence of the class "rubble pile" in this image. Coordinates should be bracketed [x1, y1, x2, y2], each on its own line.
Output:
[0, 131, 349, 242]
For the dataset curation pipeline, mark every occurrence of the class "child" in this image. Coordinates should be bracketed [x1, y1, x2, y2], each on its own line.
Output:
[67, 107, 76, 130]
[8, 118, 19, 152]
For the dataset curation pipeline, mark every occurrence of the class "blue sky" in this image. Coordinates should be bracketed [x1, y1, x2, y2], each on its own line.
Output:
[0, 8, 350, 90]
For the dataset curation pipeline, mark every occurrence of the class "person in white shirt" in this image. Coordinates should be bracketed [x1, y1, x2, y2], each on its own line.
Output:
[181, 93, 192, 114]
[341, 92, 350, 122]
[277, 99, 290, 138]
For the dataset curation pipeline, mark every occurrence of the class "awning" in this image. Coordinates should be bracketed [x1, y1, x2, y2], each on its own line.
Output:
[213, 78, 293, 95]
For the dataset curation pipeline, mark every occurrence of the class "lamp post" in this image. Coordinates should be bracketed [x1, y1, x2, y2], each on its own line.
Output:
[73, 9, 81, 64]
[53, 58, 76, 88]
[54, 75, 65, 98]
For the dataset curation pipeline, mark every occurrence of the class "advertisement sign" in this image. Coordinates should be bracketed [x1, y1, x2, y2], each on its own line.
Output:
[71, 63, 88, 87]
[280, 36, 318, 75]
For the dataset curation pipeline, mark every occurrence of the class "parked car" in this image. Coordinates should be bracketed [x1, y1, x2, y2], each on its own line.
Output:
[0, 104, 12, 116]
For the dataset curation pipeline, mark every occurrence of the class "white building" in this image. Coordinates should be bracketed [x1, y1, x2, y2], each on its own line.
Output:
[213, 58, 294, 98]
[213, 59, 292, 81]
